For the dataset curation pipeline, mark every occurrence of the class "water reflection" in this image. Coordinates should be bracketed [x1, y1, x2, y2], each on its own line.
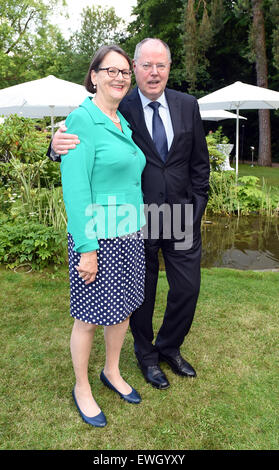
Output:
[201, 215, 279, 270]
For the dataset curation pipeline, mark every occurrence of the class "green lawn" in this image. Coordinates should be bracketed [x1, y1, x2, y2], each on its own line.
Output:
[1, 265, 278, 450]
[238, 163, 279, 187]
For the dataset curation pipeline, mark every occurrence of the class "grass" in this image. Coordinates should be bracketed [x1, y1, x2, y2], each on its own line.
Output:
[1, 265, 278, 450]
[238, 163, 279, 188]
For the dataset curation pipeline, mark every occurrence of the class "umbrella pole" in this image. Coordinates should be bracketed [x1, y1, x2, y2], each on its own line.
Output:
[51, 115, 54, 137]
[49, 105, 55, 137]
[235, 107, 240, 179]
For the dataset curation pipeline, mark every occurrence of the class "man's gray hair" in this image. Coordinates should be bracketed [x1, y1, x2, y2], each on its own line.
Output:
[133, 38, 172, 63]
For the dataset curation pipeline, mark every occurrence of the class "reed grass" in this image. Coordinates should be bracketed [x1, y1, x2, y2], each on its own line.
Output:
[8, 157, 66, 230]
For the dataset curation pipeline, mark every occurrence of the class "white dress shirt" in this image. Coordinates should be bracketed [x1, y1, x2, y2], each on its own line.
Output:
[138, 89, 174, 151]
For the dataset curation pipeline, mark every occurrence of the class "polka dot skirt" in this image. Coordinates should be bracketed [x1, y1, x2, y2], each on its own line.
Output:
[67, 231, 145, 326]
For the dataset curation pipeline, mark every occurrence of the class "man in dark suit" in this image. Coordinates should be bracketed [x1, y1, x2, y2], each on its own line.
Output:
[49, 38, 210, 390]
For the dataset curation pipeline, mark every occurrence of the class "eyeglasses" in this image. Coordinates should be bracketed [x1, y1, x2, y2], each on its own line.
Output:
[98, 67, 132, 79]
[139, 63, 169, 72]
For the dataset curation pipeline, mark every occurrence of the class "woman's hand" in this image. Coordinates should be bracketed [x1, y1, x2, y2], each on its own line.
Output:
[76, 251, 98, 285]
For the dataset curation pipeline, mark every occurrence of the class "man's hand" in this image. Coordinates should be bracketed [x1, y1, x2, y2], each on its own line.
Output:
[76, 251, 98, 285]
[52, 125, 80, 155]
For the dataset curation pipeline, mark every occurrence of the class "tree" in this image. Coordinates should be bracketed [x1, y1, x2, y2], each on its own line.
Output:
[124, 0, 185, 88]
[183, 0, 198, 92]
[250, 0, 271, 166]
[0, 0, 66, 88]
[182, 0, 279, 164]
[69, 5, 125, 84]
[271, 2, 279, 70]
[183, 0, 225, 94]
[234, 0, 279, 166]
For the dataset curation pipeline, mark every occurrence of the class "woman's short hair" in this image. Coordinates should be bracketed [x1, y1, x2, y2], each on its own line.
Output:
[84, 45, 132, 94]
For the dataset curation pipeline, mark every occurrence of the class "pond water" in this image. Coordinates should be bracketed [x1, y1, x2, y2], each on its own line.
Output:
[201, 215, 279, 271]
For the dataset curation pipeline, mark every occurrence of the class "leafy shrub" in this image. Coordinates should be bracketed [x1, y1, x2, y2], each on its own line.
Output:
[237, 176, 277, 215]
[206, 127, 229, 171]
[207, 172, 279, 215]
[0, 220, 67, 270]
[0, 114, 50, 163]
[0, 117, 68, 270]
[0, 115, 61, 194]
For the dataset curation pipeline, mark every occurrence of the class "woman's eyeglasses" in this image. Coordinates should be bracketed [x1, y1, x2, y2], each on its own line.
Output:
[98, 67, 132, 79]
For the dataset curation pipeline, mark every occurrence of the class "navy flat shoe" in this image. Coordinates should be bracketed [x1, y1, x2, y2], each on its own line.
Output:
[100, 370, 141, 404]
[72, 388, 107, 427]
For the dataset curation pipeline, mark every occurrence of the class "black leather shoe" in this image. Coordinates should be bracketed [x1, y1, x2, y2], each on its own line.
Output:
[138, 363, 170, 389]
[159, 353, 197, 377]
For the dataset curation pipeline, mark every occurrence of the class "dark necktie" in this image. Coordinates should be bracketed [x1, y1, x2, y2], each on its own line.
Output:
[148, 101, 168, 162]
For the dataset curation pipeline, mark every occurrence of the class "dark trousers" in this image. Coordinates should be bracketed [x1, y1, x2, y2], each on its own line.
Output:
[129, 232, 202, 367]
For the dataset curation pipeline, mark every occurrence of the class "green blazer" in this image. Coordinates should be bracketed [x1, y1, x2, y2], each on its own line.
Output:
[60, 97, 146, 253]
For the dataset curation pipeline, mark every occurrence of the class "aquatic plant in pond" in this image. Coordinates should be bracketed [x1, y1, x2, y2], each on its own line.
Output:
[207, 172, 279, 216]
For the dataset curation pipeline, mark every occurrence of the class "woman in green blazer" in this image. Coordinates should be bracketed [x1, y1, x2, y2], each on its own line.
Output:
[60, 45, 146, 428]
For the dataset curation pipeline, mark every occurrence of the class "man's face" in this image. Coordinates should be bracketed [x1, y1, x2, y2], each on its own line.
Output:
[133, 40, 171, 101]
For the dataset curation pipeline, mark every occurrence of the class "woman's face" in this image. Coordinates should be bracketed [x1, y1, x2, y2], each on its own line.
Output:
[91, 51, 131, 104]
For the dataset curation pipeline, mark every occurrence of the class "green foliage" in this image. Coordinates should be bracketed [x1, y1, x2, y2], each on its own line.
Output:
[69, 5, 126, 85]
[0, 115, 62, 227]
[207, 170, 238, 214]
[183, 0, 226, 93]
[237, 175, 276, 214]
[206, 127, 228, 171]
[0, 114, 50, 163]
[74, 5, 124, 55]
[124, 0, 185, 88]
[0, 219, 66, 270]
[18, 26, 75, 84]
[0, 114, 67, 270]
[206, 137, 225, 171]
[269, 1, 279, 71]
[0, 115, 61, 192]
[0, 0, 66, 88]
[210, 126, 230, 144]
[183, 0, 198, 91]
[207, 171, 279, 215]
[1, 157, 65, 226]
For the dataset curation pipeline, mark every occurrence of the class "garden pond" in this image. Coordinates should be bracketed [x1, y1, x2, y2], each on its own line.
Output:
[201, 215, 279, 270]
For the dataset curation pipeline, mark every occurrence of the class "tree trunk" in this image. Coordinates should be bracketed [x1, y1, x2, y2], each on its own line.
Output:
[251, 0, 272, 166]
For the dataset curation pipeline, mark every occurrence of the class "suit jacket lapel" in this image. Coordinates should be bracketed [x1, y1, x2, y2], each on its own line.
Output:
[164, 88, 181, 159]
[124, 87, 182, 164]
[126, 88, 162, 162]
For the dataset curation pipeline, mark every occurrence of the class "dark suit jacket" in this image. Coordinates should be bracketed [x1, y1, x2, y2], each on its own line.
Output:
[119, 87, 210, 234]
[47, 86, 210, 234]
